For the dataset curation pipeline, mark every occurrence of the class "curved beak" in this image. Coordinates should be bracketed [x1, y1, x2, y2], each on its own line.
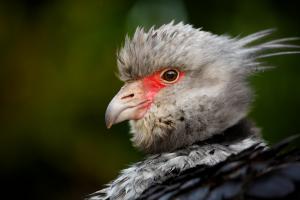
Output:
[105, 81, 150, 128]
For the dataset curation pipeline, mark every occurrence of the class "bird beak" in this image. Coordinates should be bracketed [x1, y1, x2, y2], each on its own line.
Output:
[105, 81, 150, 129]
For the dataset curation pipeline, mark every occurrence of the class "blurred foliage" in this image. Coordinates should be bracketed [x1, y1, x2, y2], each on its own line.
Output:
[0, 0, 299, 199]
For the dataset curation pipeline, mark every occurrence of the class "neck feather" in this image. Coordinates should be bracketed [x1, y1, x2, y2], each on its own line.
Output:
[94, 119, 265, 200]
[193, 118, 263, 149]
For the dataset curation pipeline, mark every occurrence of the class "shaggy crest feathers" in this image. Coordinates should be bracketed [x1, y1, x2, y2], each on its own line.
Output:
[117, 21, 299, 81]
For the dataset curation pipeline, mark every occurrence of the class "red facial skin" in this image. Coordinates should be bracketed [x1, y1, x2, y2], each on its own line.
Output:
[141, 69, 185, 109]
[105, 68, 185, 127]
[105, 68, 185, 128]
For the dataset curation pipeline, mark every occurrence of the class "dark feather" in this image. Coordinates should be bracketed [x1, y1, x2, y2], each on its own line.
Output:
[138, 135, 300, 200]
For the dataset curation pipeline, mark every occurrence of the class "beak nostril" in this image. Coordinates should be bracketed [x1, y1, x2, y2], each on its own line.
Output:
[121, 93, 135, 100]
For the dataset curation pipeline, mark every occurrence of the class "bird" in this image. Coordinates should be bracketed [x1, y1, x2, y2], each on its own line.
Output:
[87, 21, 300, 200]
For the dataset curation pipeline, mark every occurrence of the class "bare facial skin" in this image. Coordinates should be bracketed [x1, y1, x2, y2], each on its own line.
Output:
[105, 68, 184, 128]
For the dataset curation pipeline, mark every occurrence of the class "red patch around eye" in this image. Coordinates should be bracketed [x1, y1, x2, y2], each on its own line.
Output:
[142, 69, 184, 101]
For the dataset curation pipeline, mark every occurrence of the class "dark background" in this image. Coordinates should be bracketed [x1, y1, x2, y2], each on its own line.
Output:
[0, 0, 299, 199]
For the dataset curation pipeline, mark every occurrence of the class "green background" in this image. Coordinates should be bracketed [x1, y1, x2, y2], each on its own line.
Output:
[0, 0, 299, 199]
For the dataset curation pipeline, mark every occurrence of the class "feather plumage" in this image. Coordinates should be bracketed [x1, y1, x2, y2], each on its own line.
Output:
[88, 22, 299, 200]
[138, 136, 300, 200]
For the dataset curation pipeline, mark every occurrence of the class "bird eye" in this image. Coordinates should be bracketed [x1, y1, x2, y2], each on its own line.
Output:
[160, 69, 180, 84]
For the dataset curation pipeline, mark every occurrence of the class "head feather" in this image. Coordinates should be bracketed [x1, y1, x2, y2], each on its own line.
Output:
[117, 22, 299, 80]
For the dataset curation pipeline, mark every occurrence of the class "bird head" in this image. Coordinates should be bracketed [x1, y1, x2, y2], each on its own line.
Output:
[105, 22, 299, 154]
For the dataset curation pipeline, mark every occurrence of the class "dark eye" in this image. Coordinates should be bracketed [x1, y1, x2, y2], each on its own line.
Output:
[160, 69, 179, 83]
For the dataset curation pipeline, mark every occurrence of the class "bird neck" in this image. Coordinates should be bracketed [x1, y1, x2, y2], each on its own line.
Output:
[143, 118, 265, 171]
[95, 119, 265, 200]
[159, 118, 264, 155]
[194, 118, 263, 148]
